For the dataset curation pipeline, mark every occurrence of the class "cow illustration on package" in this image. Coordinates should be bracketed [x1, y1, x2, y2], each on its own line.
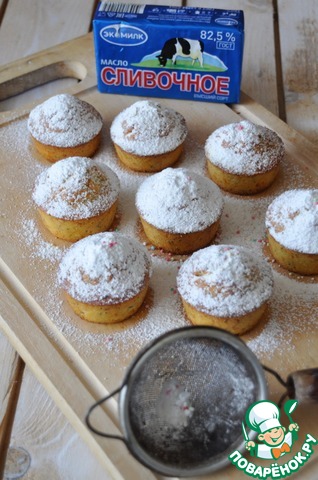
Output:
[156, 38, 204, 68]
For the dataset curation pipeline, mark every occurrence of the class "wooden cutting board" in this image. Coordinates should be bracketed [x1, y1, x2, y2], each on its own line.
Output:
[0, 33, 318, 480]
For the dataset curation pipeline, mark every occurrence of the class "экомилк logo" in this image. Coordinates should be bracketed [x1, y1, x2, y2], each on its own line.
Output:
[228, 399, 317, 478]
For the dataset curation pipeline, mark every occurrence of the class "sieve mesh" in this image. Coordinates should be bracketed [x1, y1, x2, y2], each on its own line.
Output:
[122, 335, 260, 473]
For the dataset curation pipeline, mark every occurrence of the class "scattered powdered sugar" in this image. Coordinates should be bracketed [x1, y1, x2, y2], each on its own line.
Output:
[247, 272, 318, 355]
[33, 157, 120, 220]
[177, 245, 274, 317]
[128, 336, 257, 461]
[27, 94, 103, 147]
[1, 103, 317, 389]
[58, 232, 151, 304]
[21, 217, 65, 262]
[157, 380, 195, 428]
[136, 167, 224, 233]
[110, 100, 187, 156]
[265, 188, 318, 253]
[205, 120, 285, 175]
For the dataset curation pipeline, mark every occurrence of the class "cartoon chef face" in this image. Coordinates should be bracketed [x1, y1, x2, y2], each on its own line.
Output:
[258, 426, 286, 446]
[244, 400, 298, 461]
[246, 400, 283, 440]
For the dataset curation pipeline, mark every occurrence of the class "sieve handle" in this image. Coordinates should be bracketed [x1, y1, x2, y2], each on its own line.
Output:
[263, 365, 318, 406]
[85, 386, 126, 443]
[286, 368, 318, 404]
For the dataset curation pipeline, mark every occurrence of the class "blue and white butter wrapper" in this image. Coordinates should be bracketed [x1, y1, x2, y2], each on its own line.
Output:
[93, 3, 244, 103]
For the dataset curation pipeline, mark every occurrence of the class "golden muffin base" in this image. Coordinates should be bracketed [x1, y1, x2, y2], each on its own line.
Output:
[207, 160, 279, 195]
[267, 231, 318, 275]
[38, 200, 118, 242]
[64, 282, 149, 324]
[181, 298, 268, 335]
[113, 143, 183, 172]
[140, 217, 220, 254]
[31, 131, 102, 162]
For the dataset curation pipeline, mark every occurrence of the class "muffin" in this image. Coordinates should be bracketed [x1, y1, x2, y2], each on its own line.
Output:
[205, 120, 284, 195]
[33, 157, 119, 242]
[265, 189, 318, 275]
[110, 100, 187, 172]
[58, 232, 152, 323]
[28, 94, 103, 162]
[177, 245, 274, 334]
[136, 168, 224, 254]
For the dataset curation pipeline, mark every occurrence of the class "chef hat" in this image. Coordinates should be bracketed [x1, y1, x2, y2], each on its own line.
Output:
[246, 400, 281, 433]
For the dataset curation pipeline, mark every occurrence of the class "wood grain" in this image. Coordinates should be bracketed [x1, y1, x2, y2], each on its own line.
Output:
[0, 356, 25, 479]
[0, 1, 109, 478]
[186, 0, 279, 116]
[0, 2, 182, 478]
[0, 0, 95, 111]
[278, 0, 318, 144]
[0, 33, 318, 478]
[0, 2, 318, 479]
[8, 369, 108, 480]
[0, 265, 158, 480]
[0, 0, 96, 65]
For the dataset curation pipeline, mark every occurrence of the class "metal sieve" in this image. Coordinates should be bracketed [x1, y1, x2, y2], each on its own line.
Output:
[86, 326, 267, 477]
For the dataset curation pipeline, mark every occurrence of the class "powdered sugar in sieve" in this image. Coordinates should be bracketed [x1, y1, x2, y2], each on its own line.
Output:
[115, 327, 266, 476]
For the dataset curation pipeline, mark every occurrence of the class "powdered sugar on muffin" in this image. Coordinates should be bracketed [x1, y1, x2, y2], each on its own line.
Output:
[58, 232, 151, 304]
[33, 157, 119, 220]
[266, 189, 318, 254]
[28, 94, 103, 147]
[205, 120, 285, 175]
[110, 100, 187, 156]
[136, 168, 223, 233]
[177, 245, 273, 318]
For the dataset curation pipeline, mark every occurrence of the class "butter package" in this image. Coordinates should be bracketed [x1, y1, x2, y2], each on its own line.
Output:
[93, 3, 244, 103]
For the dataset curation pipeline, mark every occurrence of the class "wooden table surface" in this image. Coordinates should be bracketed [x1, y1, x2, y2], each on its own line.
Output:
[0, 1, 317, 479]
